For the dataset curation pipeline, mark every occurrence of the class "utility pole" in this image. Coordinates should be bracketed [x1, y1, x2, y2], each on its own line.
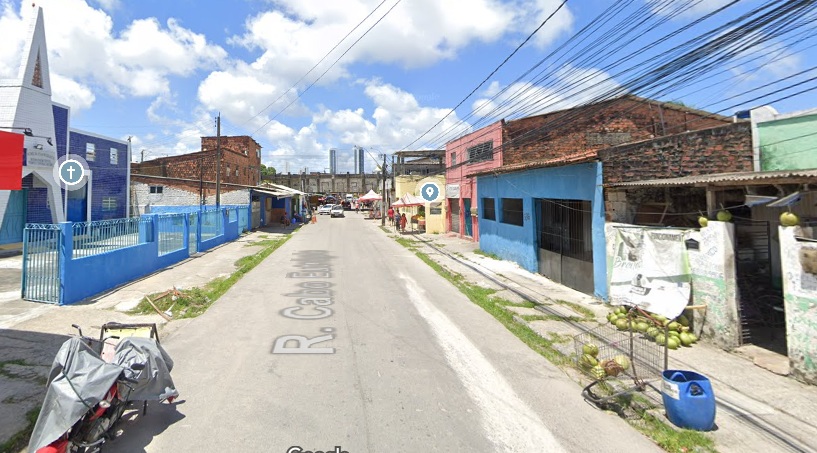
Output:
[381, 154, 386, 227]
[215, 113, 221, 208]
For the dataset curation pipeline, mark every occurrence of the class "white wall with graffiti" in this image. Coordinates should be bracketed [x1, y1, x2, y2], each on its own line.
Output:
[606, 222, 740, 348]
[780, 225, 817, 384]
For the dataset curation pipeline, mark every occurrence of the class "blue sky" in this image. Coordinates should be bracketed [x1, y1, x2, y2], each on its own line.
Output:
[1, 0, 816, 174]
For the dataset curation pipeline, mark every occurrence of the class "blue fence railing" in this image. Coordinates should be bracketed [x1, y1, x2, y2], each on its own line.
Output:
[200, 209, 223, 242]
[21, 204, 251, 305]
[22, 223, 62, 304]
[158, 213, 186, 256]
[72, 217, 146, 259]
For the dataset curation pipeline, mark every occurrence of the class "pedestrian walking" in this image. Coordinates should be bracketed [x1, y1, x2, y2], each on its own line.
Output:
[388, 207, 394, 225]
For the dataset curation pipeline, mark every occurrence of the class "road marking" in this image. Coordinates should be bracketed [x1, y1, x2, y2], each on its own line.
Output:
[400, 274, 565, 453]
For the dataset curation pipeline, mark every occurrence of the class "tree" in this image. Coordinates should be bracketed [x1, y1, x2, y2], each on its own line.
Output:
[260, 164, 277, 178]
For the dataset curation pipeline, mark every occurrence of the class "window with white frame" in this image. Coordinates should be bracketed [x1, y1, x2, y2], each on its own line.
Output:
[450, 151, 456, 166]
[86, 143, 96, 161]
[102, 197, 117, 211]
[235, 168, 239, 176]
[149, 185, 163, 194]
[110, 148, 118, 165]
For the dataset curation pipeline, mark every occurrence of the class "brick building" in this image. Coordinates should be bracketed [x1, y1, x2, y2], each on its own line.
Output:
[133, 135, 262, 187]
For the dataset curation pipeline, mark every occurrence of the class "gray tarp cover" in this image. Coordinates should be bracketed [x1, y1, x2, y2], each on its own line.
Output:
[28, 336, 178, 452]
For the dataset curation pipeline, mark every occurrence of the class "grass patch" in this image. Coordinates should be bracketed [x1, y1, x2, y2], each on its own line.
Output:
[556, 299, 596, 320]
[129, 235, 290, 319]
[0, 408, 39, 453]
[474, 249, 501, 260]
[631, 409, 717, 453]
[397, 242, 570, 367]
[494, 298, 536, 308]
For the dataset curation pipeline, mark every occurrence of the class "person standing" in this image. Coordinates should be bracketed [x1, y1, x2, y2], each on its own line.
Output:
[388, 206, 395, 225]
[400, 213, 407, 233]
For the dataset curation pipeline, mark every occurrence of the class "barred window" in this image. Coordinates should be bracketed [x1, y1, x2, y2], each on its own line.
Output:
[501, 198, 523, 226]
[86, 143, 96, 161]
[467, 140, 493, 162]
[482, 198, 496, 221]
[102, 197, 117, 211]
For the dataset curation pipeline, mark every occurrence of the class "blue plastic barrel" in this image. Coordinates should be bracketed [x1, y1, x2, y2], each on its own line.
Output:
[661, 370, 716, 431]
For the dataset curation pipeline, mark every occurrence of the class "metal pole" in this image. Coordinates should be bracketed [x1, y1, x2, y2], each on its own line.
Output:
[216, 114, 221, 208]
[381, 154, 386, 227]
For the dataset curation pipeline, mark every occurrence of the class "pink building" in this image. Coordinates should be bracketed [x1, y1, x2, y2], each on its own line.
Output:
[444, 120, 504, 240]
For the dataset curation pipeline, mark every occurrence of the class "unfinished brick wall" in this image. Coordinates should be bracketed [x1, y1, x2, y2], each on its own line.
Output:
[502, 96, 731, 166]
[132, 136, 263, 186]
[600, 122, 753, 185]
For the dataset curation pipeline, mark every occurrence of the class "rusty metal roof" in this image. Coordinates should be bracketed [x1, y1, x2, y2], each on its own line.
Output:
[605, 168, 817, 188]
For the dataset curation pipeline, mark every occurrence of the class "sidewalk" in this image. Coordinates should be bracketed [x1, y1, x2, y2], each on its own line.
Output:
[0, 226, 292, 451]
[401, 230, 817, 453]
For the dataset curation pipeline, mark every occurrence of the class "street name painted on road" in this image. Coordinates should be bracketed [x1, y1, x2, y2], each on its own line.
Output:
[272, 250, 337, 354]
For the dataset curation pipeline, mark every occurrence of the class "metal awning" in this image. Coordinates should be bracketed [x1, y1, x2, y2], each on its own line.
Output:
[605, 169, 817, 188]
[252, 183, 305, 198]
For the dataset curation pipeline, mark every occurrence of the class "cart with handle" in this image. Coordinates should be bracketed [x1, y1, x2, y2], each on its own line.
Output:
[573, 305, 669, 407]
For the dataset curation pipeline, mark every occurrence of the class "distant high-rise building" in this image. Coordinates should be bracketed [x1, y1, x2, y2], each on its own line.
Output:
[329, 148, 337, 174]
[356, 146, 365, 174]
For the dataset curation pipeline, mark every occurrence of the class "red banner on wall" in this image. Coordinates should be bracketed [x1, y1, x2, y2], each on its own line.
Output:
[0, 131, 24, 190]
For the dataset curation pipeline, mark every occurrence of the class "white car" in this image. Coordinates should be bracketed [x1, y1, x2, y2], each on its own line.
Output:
[330, 205, 344, 218]
[318, 205, 332, 215]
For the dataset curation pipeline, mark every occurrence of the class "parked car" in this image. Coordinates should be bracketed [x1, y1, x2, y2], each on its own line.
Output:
[318, 204, 333, 215]
[330, 205, 344, 218]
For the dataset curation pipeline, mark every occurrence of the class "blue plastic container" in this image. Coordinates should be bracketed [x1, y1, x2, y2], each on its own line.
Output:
[661, 370, 716, 431]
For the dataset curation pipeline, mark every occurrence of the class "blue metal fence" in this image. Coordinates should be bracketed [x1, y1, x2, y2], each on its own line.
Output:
[158, 213, 186, 256]
[200, 209, 223, 241]
[72, 217, 146, 259]
[21, 203, 252, 305]
[22, 224, 62, 304]
[188, 211, 199, 255]
[238, 206, 249, 233]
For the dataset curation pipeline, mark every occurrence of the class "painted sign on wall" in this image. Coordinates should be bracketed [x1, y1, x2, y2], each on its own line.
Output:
[609, 227, 691, 319]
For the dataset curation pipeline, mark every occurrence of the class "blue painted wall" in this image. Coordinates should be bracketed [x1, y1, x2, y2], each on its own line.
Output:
[68, 130, 128, 220]
[476, 162, 608, 299]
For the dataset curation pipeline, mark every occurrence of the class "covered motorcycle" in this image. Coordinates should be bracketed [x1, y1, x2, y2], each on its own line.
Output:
[28, 330, 178, 452]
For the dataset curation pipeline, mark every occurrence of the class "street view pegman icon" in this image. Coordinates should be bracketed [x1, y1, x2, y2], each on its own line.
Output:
[59, 159, 85, 186]
[420, 182, 440, 202]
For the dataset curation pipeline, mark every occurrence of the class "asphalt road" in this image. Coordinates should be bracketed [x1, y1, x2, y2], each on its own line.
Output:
[112, 211, 661, 453]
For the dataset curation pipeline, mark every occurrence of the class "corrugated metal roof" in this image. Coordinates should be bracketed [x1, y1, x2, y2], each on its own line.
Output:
[605, 169, 817, 188]
[472, 150, 597, 177]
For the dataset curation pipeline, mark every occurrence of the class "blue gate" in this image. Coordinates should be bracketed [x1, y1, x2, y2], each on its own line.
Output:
[0, 190, 27, 245]
[22, 223, 62, 304]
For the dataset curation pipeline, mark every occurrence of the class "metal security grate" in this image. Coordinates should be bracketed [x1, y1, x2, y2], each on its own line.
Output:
[157, 213, 186, 256]
[72, 218, 143, 259]
[22, 224, 62, 304]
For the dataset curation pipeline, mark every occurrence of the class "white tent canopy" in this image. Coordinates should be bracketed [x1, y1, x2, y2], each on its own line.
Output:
[358, 189, 382, 201]
[392, 192, 424, 207]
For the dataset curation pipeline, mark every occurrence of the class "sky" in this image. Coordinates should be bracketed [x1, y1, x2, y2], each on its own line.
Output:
[1, 0, 816, 175]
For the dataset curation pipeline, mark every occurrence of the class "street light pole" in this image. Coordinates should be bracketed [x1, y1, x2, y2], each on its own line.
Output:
[381, 154, 386, 227]
[215, 113, 221, 208]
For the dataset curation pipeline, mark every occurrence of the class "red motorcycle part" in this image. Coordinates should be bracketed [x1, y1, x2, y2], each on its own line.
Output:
[36, 438, 68, 453]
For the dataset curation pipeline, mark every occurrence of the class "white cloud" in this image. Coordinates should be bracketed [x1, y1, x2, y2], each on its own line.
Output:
[50, 74, 95, 110]
[0, 0, 227, 110]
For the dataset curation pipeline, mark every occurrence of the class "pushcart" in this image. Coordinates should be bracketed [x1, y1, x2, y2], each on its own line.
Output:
[573, 306, 669, 407]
